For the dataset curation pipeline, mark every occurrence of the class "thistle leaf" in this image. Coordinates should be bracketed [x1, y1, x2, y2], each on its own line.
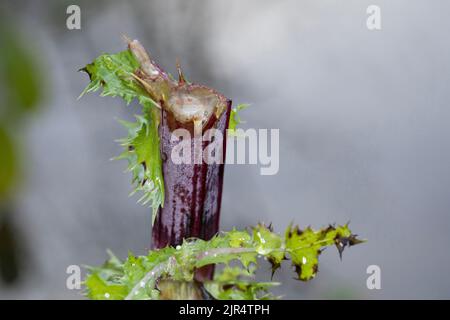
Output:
[84, 223, 363, 300]
[228, 103, 249, 135]
[284, 224, 362, 281]
[80, 49, 164, 222]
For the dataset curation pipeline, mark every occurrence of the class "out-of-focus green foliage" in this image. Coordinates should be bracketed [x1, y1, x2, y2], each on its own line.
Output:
[0, 18, 43, 200]
[0, 17, 44, 285]
[0, 128, 17, 198]
[0, 206, 20, 284]
[0, 21, 42, 120]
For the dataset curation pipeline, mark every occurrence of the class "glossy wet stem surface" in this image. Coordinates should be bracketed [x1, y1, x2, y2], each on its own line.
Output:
[128, 40, 232, 281]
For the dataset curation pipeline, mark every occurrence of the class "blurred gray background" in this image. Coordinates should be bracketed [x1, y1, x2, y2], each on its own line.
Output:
[0, 0, 449, 299]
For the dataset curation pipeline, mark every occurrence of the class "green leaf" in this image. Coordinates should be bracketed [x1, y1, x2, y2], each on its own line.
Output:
[84, 273, 128, 300]
[117, 111, 164, 223]
[0, 127, 17, 199]
[83, 223, 363, 300]
[80, 49, 142, 103]
[80, 50, 164, 222]
[284, 224, 363, 281]
[123, 253, 147, 287]
[228, 229, 252, 248]
[205, 266, 279, 300]
[228, 103, 249, 135]
[84, 253, 127, 300]
[253, 224, 285, 276]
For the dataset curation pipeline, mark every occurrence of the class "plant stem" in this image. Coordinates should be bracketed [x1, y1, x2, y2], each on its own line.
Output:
[128, 38, 232, 288]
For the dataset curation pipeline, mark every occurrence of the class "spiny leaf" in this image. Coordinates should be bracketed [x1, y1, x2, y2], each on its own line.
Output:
[79, 49, 143, 102]
[84, 273, 128, 300]
[205, 266, 279, 300]
[252, 224, 285, 277]
[284, 223, 360, 281]
[83, 223, 363, 300]
[84, 255, 127, 300]
[80, 49, 164, 222]
[228, 103, 249, 135]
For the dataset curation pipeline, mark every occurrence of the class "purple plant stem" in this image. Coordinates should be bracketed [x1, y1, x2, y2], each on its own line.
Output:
[153, 101, 231, 280]
[128, 39, 231, 281]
